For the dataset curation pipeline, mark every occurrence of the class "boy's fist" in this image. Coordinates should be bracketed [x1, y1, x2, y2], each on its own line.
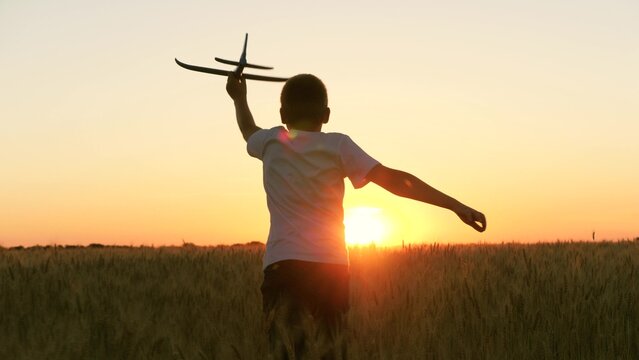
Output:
[454, 204, 487, 232]
[226, 73, 247, 101]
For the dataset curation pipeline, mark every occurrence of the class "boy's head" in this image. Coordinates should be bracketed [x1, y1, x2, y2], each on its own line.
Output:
[280, 74, 330, 130]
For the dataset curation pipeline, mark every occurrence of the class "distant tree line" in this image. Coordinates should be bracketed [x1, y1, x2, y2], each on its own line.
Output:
[1, 241, 266, 251]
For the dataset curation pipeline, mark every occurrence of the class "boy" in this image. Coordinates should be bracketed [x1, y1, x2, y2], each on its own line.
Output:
[226, 73, 486, 359]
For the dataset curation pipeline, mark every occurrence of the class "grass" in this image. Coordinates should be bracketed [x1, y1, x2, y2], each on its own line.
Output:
[1, 241, 638, 359]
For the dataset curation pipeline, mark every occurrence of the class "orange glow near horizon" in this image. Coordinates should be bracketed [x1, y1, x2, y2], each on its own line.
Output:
[344, 207, 391, 246]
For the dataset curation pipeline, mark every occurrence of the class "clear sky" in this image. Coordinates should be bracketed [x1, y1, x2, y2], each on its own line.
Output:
[1, 0, 638, 247]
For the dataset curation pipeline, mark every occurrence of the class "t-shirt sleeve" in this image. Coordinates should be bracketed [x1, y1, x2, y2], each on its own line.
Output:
[339, 135, 380, 189]
[246, 128, 273, 160]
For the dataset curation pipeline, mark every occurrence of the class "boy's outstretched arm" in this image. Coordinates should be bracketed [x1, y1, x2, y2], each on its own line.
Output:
[226, 73, 261, 141]
[366, 164, 487, 232]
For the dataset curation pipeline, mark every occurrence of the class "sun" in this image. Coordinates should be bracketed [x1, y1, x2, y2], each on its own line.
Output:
[344, 207, 390, 246]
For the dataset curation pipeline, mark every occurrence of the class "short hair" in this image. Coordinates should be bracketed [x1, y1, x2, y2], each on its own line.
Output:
[280, 74, 328, 124]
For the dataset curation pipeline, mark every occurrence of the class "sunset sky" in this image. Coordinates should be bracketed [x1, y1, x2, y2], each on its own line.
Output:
[1, 0, 637, 247]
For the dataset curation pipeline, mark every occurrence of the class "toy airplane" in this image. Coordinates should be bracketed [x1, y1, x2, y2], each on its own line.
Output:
[175, 33, 289, 82]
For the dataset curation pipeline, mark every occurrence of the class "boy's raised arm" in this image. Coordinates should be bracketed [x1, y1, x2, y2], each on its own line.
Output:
[226, 74, 261, 141]
[366, 164, 487, 232]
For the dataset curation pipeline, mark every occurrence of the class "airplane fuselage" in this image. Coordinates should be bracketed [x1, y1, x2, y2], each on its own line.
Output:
[235, 33, 249, 76]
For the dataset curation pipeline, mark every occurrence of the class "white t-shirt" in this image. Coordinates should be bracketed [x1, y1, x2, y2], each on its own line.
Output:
[247, 126, 379, 269]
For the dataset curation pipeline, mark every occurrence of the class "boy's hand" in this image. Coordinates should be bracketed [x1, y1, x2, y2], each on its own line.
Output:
[454, 203, 487, 232]
[226, 73, 247, 102]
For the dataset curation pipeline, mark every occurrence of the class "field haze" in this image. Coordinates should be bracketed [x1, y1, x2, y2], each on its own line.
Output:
[1, 241, 638, 359]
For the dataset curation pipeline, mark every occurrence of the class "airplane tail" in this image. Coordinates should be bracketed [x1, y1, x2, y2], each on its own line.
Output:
[214, 57, 274, 70]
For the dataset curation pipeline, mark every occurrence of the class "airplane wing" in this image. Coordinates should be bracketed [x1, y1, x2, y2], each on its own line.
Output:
[215, 57, 274, 70]
[242, 73, 289, 82]
[175, 58, 288, 82]
[175, 58, 231, 76]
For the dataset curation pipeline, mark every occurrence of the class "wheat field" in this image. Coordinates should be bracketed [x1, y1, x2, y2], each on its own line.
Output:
[1, 241, 638, 359]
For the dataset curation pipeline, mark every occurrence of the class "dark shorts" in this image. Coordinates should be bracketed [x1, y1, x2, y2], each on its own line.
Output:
[261, 260, 349, 359]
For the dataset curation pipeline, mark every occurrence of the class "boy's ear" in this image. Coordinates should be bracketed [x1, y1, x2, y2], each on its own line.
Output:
[279, 107, 288, 124]
[322, 107, 331, 124]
